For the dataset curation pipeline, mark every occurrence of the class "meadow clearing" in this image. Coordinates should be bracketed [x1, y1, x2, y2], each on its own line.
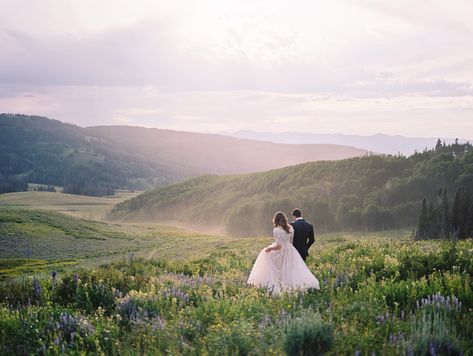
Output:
[0, 192, 472, 355]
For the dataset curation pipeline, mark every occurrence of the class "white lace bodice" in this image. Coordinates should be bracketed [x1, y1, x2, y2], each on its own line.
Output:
[273, 226, 294, 247]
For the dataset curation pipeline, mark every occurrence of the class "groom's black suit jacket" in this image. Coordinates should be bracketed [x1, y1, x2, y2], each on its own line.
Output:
[290, 218, 315, 261]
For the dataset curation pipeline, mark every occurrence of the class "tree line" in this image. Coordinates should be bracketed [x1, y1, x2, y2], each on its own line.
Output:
[111, 140, 473, 236]
[416, 187, 473, 240]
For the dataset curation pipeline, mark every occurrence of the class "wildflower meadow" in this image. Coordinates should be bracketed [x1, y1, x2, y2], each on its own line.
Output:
[1, 235, 472, 355]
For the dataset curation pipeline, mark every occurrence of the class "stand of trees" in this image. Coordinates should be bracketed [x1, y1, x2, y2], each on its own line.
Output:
[112, 140, 473, 236]
[0, 174, 27, 194]
[416, 187, 473, 240]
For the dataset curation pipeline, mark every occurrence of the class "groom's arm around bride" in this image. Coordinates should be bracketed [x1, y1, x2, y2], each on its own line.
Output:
[290, 208, 315, 262]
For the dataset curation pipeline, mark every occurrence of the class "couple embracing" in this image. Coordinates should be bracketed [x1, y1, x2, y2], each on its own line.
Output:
[247, 209, 320, 294]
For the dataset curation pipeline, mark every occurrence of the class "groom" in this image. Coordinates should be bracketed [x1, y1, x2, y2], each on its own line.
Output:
[290, 208, 315, 261]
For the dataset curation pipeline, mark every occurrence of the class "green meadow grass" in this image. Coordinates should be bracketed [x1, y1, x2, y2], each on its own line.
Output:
[0, 191, 139, 220]
[0, 198, 471, 355]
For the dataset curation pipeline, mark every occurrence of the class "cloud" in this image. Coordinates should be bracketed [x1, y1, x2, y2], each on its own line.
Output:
[0, 0, 473, 136]
[1, 84, 473, 138]
[0, 1, 472, 97]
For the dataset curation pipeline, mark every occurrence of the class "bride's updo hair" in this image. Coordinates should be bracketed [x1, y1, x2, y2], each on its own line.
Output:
[273, 211, 291, 233]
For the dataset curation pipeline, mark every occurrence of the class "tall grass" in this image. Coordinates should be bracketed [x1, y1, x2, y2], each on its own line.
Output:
[0, 238, 472, 354]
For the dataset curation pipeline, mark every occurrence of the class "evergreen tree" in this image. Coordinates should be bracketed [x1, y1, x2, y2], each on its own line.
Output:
[416, 198, 429, 239]
[450, 187, 473, 239]
[452, 188, 462, 238]
[440, 188, 450, 238]
[461, 189, 471, 239]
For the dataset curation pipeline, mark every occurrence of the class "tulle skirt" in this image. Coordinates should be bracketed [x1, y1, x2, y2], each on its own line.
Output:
[247, 245, 320, 294]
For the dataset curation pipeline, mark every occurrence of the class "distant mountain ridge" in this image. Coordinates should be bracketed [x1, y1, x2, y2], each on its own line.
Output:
[225, 130, 469, 156]
[85, 125, 369, 176]
[0, 114, 368, 195]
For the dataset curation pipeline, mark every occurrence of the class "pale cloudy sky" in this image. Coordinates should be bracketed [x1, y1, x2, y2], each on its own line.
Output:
[1, 0, 473, 137]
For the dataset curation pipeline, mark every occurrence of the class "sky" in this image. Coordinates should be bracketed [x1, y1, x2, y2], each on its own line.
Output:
[1, 0, 473, 137]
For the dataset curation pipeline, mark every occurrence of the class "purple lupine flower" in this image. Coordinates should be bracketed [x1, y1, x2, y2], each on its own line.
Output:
[333, 273, 348, 288]
[415, 293, 461, 311]
[51, 270, 57, 281]
[151, 316, 166, 331]
[429, 342, 436, 356]
[376, 315, 385, 325]
[33, 278, 41, 298]
[407, 346, 414, 356]
[354, 350, 361, 356]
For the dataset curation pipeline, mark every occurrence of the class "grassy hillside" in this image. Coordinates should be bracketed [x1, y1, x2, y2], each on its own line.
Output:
[110, 142, 473, 236]
[0, 217, 472, 353]
[0, 207, 245, 280]
[0, 200, 471, 353]
[0, 114, 368, 196]
[0, 191, 139, 220]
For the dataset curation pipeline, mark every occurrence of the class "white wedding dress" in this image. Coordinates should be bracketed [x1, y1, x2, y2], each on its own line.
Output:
[247, 226, 320, 293]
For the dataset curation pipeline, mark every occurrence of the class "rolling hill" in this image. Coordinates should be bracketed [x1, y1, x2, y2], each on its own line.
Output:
[0, 114, 368, 196]
[109, 141, 473, 236]
[86, 125, 370, 175]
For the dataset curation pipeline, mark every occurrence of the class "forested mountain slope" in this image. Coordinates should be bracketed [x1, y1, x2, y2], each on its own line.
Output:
[0, 114, 180, 195]
[110, 142, 473, 236]
[0, 114, 368, 196]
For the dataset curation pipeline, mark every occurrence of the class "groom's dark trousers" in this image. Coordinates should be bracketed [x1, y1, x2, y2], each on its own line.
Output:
[290, 219, 315, 261]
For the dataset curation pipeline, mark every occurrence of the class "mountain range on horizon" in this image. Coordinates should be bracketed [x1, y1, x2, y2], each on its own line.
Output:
[224, 130, 469, 156]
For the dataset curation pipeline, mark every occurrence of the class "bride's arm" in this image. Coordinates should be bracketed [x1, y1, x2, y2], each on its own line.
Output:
[265, 228, 282, 252]
[265, 244, 281, 253]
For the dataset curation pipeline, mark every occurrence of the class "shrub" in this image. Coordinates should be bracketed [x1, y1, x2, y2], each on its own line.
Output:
[283, 311, 333, 355]
[205, 320, 257, 356]
[75, 279, 115, 314]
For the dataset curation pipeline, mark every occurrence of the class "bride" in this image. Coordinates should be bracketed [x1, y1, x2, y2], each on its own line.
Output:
[247, 211, 320, 293]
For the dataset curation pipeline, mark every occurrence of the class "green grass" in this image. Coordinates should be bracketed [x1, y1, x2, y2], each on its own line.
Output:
[0, 259, 77, 281]
[0, 202, 471, 354]
[0, 235, 472, 354]
[0, 207, 242, 267]
[0, 191, 140, 220]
